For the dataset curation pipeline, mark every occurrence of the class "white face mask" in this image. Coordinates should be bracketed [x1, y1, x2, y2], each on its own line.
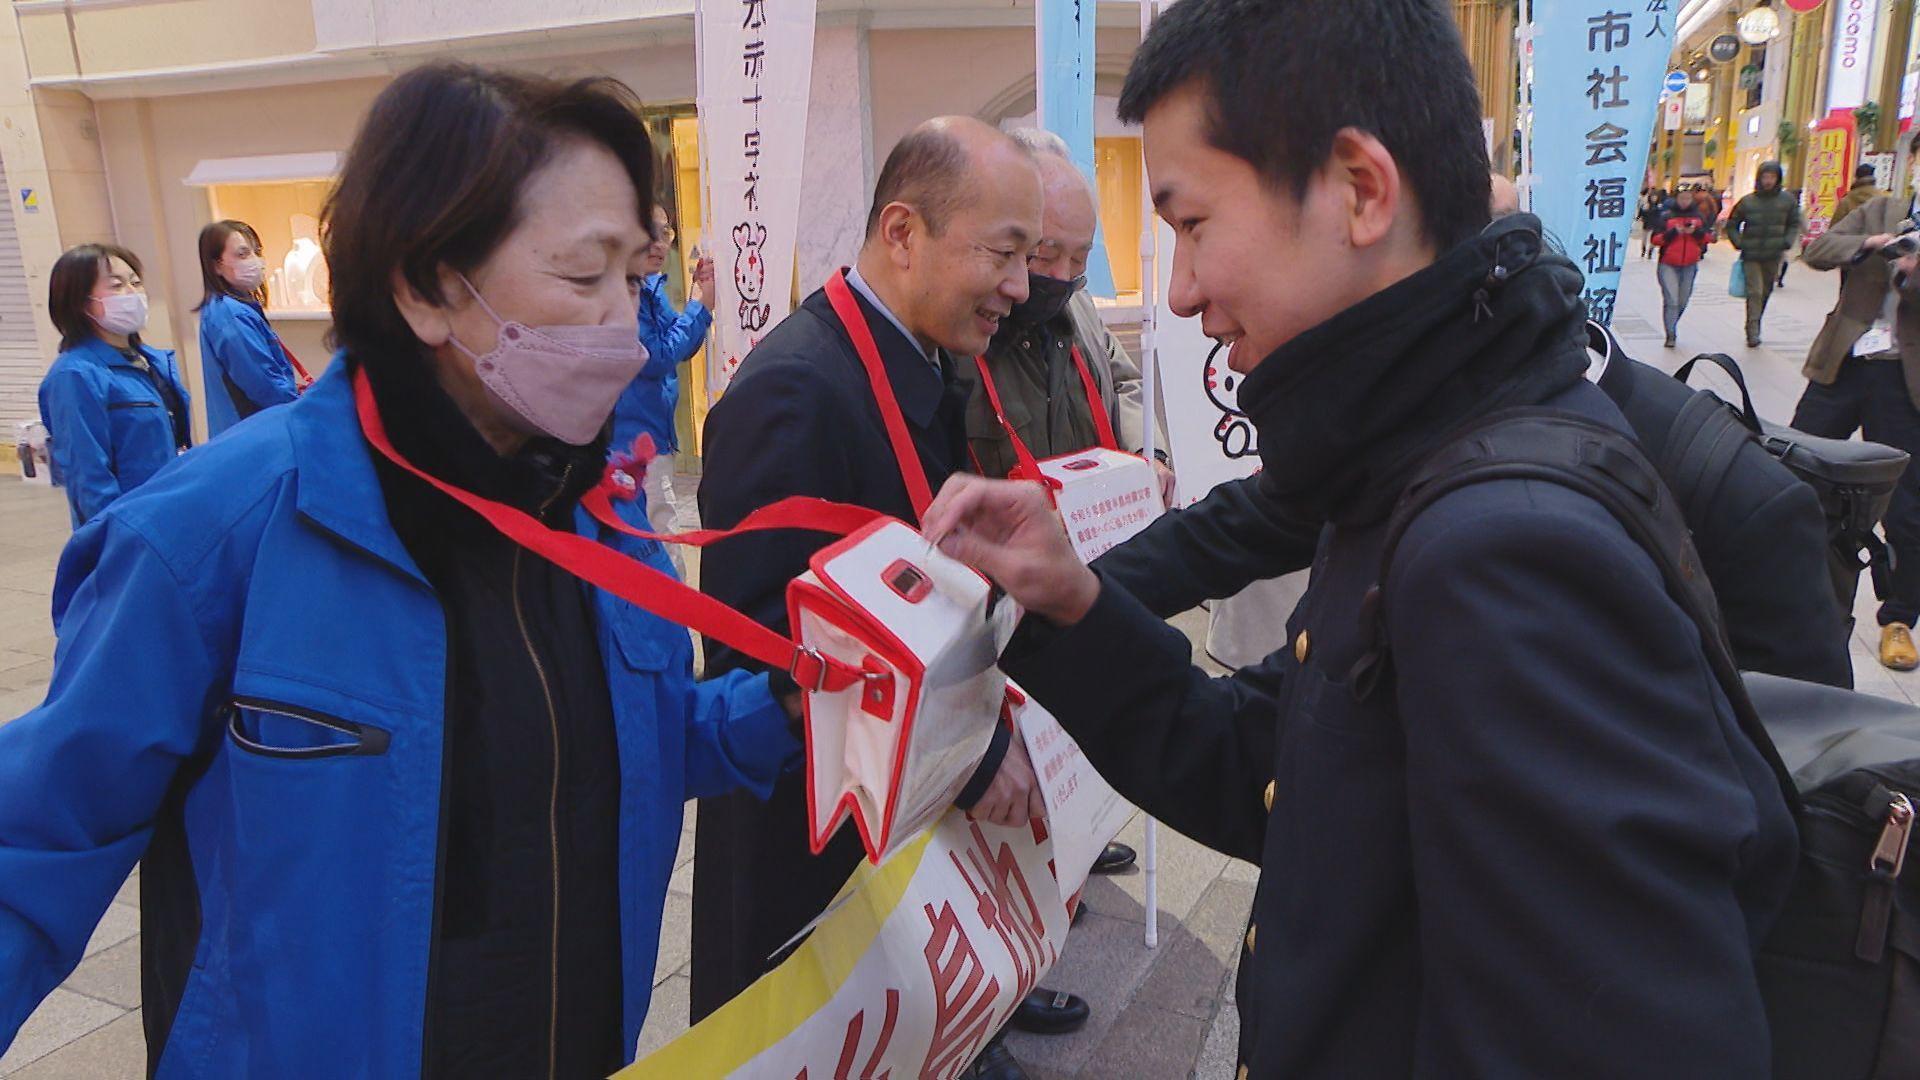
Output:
[91, 291, 149, 336]
[229, 258, 266, 291]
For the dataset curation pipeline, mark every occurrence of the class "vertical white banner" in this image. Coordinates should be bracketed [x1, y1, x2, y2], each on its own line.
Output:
[1153, 217, 1258, 507]
[1826, 0, 1880, 114]
[697, 0, 816, 396]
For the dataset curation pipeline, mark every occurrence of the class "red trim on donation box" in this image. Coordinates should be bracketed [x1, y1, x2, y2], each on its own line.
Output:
[787, 519, 934, 861]
[823, 270, 936, 520]
[354, 367, 884, 693]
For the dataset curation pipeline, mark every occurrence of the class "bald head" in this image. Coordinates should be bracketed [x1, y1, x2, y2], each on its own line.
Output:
[864, 116, 1035, 239]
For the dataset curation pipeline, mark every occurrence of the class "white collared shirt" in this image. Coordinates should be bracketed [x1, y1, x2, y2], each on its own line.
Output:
[846, 266, 941, 371]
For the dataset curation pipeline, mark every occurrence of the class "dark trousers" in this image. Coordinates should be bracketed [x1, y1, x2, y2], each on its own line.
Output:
[1743, 257, 1783, 343]
[1792, 355, 1920, 626]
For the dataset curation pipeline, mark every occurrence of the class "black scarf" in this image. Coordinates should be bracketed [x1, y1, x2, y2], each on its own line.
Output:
[356, 351, 608, 522]
[1239, 213, 1590, 525]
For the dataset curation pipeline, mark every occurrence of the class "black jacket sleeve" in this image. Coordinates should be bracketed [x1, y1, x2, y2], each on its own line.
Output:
[999, 573, 1281, 863]
[1709, 479, 1855, 687]
[1092, 475, 1320, 618]
[1387, 487, 1787, 1076]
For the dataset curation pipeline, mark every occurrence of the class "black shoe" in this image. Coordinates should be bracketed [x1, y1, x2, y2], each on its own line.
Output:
[1747, 338, 1762, 348]
[963, 1034, 1030, 1080]
[1091, 841, 1136, 875]
[1664, 334, 1676, 348]
[1010, 987, 1091, 1035]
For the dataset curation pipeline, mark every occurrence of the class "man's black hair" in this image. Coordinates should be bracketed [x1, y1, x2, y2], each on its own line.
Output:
[1118, 0, 1491, 252]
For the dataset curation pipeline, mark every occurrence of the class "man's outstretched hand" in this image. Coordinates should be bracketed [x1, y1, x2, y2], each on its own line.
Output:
[922, 474, 1101, 626]
[968, 732, 1046, 827]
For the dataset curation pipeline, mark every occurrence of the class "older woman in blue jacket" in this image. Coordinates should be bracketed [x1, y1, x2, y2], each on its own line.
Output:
[0, 64, 799, 1078]
[36, 242, 191, 526]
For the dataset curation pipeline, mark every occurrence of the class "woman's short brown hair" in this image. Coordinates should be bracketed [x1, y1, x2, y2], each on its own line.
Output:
[323, 62, 656, 365]
[49, 243, 144, 353]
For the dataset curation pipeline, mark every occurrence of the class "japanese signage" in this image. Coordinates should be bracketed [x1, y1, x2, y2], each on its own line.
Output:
[1803, 115, 1857, 241]
[1532, 2, 1676, 326]
[622, 694, 1130, 1079]
[696, 0, 816, 395]
[1037, 0, 1115, 296]
[1037, 449, 1164, 562]
[1826, 0, 1879, 113]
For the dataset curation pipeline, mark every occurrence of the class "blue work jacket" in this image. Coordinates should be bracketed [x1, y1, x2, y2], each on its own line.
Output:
[36, 336, 190, 527]
[198, 292, 296, 436]
[613, 273, 710, 456]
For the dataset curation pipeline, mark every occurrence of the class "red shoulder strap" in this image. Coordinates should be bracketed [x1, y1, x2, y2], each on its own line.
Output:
[970, 354, 1046, 482]
[1069, 345, 1121, 452]
[823, 270, 936, 520]
[354, 369, 875, 692]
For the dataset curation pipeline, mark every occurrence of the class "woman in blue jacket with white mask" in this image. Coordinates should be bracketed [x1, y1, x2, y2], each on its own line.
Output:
[0, 64, 801, 1078]
[195, 218, 302, 435]
[36, 242, 191, 526]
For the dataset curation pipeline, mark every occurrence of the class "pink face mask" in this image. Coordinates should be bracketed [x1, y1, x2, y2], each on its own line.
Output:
[448, 275, 648, 446]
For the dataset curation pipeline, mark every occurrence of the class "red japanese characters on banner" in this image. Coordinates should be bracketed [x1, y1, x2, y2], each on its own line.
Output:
[1804, 112, 1857, 241]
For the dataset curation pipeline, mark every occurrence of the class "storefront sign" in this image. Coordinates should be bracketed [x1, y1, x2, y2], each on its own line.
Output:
[1665, 94, 1685, 130]
[1803, 113, 1857, 241]
[1826, 0, 1879, 113]
[696, 0, 817, 395]
[1785, 0, 1827, 13]
[1037, 0, 1115, 296]
[1530, 0, 1675, 326]
[1709, 33, 1742, 63]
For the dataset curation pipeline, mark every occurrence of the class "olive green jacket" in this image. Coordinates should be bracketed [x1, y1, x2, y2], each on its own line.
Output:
[1726, 189, 1804, 263]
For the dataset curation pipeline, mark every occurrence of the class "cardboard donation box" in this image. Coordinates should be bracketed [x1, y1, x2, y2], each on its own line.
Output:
[789, 519, 1023, 864]
[1033, 448, 1164, 562]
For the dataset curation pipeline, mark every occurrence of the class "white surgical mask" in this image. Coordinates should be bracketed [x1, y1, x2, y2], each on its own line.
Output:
[229, 258, 266, 291]
[90, 291, 148, 337]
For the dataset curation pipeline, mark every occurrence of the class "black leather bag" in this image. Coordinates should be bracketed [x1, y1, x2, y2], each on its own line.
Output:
[1675, 352, 1911, 618]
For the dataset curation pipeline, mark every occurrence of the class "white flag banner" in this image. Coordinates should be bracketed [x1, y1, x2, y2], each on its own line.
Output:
[620, 693, 1130, 1079]
[697, 0, 816, 395]
[1153, 219, 1259, 507]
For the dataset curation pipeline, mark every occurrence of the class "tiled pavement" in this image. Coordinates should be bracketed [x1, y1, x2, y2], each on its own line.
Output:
[3, 241, 1918, 1077]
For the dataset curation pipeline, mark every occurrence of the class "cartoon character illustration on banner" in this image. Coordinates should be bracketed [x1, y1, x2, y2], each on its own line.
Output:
[1203, 341, 1256, 459]
[733, 222, 772, 333]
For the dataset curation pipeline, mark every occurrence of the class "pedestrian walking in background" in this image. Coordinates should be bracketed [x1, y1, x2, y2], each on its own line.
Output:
[1834, 164, 1882, 230]
[35, 243, 190, 527]
[195, 219, 303, 435]
[1638, 185, 1668, 258]
[1653, 186, 1712, 348]
[1724, 161, 1803, 347]
[1792, 191, 1920, 671]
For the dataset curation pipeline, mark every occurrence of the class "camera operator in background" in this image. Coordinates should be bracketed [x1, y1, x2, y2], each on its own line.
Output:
[1793, 197, 1920, 671]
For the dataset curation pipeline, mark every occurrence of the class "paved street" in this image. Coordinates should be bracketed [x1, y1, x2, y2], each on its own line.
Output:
[1, 240, 1916, 1078]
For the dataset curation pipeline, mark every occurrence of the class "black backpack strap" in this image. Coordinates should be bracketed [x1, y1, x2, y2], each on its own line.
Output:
[1674, 352, 1763, 435]
[1350, 408, 1801, 810]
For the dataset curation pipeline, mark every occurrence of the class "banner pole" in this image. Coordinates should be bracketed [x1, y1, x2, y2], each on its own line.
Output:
[1138, 0, 1160, 952]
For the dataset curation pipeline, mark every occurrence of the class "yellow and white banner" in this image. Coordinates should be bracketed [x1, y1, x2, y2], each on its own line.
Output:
[621, 694, 1130, 1078]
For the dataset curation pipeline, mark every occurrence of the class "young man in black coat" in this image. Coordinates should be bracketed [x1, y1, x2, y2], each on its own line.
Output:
[692, 117, 1074, 1079]
[921, 1, 1799, 1076]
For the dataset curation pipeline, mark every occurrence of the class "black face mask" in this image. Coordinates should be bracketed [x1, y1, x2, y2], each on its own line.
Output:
[1009, 270, 1085, 327]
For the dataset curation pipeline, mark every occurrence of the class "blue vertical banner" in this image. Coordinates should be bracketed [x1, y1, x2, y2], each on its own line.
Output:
[1529, 1, 1674, 325]
[1038, 0, 1116, 296]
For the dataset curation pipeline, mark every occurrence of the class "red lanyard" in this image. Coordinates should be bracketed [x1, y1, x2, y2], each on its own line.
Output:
[354, 369, 882, 692]
[822, 270, 936, 520]
[969, 344, 1118, 480]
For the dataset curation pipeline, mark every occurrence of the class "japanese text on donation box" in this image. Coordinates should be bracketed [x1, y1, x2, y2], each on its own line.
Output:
[699, 0, 815, 394]
[1531, 2, 1674, 327]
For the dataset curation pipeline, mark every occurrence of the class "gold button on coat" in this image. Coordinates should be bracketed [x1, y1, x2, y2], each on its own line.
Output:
[1237, 1067, 1250, 1080]
[1245, 924, 1257, 953]
[1263, 780, 1276, 812]
[1294, 630, 1311, 662]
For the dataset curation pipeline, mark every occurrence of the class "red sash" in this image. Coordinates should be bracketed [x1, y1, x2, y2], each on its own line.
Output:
[969, 344, 1119, 481]
[353, 369, 885, 692]
[821, 270, 937, 520]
